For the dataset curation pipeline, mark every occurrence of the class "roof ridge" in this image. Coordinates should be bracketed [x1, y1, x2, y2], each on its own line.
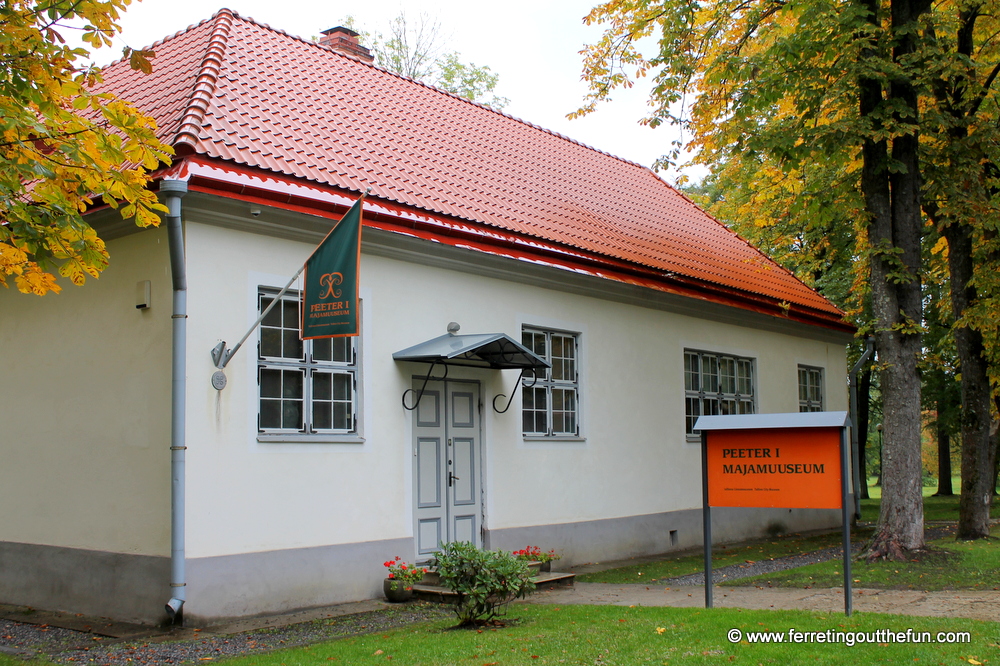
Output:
[173, 8, 236, 149]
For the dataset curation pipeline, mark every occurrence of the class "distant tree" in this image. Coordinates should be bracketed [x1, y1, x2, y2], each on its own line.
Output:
[340, 12, 509, 110]
[922, 262, 961, 496]
[1, 0, 171, 295]
[370, 11, 441, 81]
[435, 52, 509, 111]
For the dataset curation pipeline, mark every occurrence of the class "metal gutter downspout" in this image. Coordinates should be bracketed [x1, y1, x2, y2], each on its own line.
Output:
[848, 336, 875, 521]
[161, 179, 188, 623]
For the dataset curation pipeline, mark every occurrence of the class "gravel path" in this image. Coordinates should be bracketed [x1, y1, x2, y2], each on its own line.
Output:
[663, 542, 865, 586]
[663, 524, 957, 586]
[1, 604, 451, 665]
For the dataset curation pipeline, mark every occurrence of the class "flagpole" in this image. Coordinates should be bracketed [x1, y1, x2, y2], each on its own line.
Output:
[210, 189, 370, 370]
[211, 266, 305, 369]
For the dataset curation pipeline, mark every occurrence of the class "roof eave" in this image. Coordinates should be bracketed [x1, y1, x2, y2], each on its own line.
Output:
[153, 156, 856, 336]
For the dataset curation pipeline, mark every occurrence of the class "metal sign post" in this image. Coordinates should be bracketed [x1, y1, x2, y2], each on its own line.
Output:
[696, 411, 852, 616]
[840, 427, 853, 616]
[701, 430, 713, 608]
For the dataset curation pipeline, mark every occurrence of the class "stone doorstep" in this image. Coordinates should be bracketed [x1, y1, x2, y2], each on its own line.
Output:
[413, 570, 576, 602]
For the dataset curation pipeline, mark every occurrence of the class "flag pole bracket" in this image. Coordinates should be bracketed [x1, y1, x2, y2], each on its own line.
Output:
[211, 342, 228, 368]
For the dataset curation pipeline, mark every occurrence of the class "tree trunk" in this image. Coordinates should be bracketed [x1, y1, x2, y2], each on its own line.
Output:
[857, 0, 928, 560]
[866, 329, 924, 558]
[875, 429, 883, 487]
[944, 222, 995, 538]
[934, 428, 953, 496]
[858, 366, 872, 499]
[992, 425, 998, 497]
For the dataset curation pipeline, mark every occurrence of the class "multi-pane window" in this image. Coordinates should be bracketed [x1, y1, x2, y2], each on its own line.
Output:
[685, 350, 755, 438]
[522, 328, 580, 437]
[258, 290, 358, 435]
[798, 365, 824, 412]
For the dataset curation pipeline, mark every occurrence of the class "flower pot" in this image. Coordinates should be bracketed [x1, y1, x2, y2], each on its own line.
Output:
[383, 578, 413, 603]
[539, 560, 552, 573]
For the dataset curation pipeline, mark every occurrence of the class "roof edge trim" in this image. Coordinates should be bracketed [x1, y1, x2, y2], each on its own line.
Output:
[155, 157, 855, 334]
[173, 9, 235, 149]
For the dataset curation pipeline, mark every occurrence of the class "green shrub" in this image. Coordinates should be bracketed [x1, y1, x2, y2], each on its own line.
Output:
[433, 541, 534, 626]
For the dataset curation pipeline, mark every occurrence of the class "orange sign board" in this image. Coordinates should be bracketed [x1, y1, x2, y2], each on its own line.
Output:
[706, 427, 842, 509]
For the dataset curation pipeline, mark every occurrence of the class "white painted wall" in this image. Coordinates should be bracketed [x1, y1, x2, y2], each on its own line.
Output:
[181, 216, 848, 559]
[0, 228, 173, 555]
[0, 204, 847, 564]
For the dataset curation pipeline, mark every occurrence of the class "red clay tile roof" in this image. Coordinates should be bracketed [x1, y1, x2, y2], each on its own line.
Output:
[96, 9, 844, 320]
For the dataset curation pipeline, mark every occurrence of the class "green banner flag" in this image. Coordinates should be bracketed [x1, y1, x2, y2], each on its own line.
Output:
[301, 194, 365, 339]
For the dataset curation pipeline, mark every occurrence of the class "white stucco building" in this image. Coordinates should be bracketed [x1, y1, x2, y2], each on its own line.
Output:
[0, 10, 854, 625]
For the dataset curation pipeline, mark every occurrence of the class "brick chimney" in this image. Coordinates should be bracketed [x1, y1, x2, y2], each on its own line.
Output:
[319, 27, 374, 64]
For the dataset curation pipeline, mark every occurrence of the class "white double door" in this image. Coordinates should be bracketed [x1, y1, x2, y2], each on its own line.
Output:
[412, 379, 483, 557]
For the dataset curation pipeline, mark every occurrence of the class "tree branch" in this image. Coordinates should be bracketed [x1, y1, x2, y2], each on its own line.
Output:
[0, 126, 95, 149]
[969, 60, 1000, 118]
[732, 0, 788, 57]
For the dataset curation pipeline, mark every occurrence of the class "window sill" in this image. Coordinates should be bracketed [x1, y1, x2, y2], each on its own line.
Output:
[523, 435, 587, 443]
[257, 434, 365, 444]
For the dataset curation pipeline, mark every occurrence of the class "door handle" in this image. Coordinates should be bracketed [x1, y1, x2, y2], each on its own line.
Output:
[448, 472, 460, 486]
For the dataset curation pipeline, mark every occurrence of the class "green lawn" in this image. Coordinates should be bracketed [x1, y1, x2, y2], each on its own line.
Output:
[0, 657, 51, 666]
[170, 605, 1000, 665]
[741, 527, 999, 591]
[861, 493, 1000, 523]
[3, 605, 997, 666]
[861, 477, 1000, 522]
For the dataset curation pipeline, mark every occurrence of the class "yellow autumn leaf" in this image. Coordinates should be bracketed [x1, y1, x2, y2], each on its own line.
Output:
[931, 236, 949, 256]
[15, 264, 62, 295]
[0, 243, 28, 276]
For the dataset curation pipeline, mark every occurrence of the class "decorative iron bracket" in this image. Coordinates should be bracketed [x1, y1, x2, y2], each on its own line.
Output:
[402, 361, 449, 411]
[492, 370, 539, 414]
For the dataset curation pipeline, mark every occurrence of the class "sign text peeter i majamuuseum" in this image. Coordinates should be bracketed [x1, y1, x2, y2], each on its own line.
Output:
[706, 426, 842, 510]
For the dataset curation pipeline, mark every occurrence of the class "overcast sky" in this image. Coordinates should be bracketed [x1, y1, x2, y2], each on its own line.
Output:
[87, 0, 704, 184]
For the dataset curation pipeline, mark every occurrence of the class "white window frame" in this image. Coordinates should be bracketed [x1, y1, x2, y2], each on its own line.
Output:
[256, 287, 362, 443]
[521, 327, 581, 439]
[798, 365, 824, 412]
[685, 349, 756, 441]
